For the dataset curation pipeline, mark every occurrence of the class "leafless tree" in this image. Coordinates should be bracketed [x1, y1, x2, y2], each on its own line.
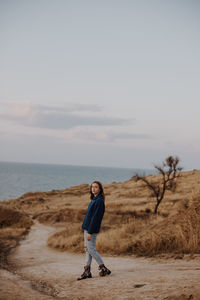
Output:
[135, 156, 183, 214]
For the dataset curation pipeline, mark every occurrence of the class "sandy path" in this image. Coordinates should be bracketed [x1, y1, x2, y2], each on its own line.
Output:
[2, 222, 200, 300]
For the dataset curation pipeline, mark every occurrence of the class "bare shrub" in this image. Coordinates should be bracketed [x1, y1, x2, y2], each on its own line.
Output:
[135, 155, 183, 214]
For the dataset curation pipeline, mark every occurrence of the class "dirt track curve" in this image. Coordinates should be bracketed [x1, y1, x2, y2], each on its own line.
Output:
[1, 221, 200, 300]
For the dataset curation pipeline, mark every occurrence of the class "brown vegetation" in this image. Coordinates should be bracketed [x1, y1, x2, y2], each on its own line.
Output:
[1, 170, 200, 258]
[131, 194, 200, 256]
[0, 206, 33, 268]
[135, 155, 183, 214]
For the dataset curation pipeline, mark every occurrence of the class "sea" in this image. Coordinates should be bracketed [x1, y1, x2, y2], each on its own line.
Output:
[0, 161, 155, 201]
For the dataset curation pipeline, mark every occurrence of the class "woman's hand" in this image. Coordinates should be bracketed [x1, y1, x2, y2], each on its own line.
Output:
[87, 234, 91, 241]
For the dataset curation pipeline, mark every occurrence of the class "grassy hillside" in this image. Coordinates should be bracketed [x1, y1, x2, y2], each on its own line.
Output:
[1, 170, 200, 257]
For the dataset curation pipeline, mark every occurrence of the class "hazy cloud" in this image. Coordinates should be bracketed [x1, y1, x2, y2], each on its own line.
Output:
[109, 132, 150, 141]
[0, 102, 132, 129]
[64, 127, 151, 143]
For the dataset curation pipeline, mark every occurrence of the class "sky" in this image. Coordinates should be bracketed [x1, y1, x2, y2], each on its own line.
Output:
[0, 0, 200, 170]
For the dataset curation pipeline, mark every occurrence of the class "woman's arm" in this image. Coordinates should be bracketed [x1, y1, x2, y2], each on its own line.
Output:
[87, 233, 92, 241]
[87, 200, 105, 234]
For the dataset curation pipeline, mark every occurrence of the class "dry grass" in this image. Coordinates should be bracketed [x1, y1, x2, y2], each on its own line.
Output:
[49, 194, 200, 256]
[34, 207, 86, 224]
[2, 170, 200, 257]
[0, 206, 33, 267]
[0, 206, 33, 229]
[47, 223, 83, 252]
[131, 195, 200, 256]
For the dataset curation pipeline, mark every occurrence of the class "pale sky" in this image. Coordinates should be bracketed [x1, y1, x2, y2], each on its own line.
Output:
[0, 0, 200, 169]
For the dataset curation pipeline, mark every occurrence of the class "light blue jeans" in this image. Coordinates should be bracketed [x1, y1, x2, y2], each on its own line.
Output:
[84, 230, 104, 266]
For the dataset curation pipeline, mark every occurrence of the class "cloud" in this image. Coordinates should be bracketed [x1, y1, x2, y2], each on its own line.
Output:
[109, 132, 150, 141]
[3, 102, 102, 114]
[0, 102, 132, 130]
[0, 102, 151, 145]
[64, 127, 151, 144]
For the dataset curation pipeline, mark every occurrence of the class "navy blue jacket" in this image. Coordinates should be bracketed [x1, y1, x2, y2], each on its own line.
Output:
[82, 193, 105, 234]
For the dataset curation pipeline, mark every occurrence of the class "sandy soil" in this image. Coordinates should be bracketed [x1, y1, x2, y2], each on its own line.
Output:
[1, 222, 200, 300]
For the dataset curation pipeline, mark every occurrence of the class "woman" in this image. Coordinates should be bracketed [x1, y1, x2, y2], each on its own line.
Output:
[77, 181, 111, 280]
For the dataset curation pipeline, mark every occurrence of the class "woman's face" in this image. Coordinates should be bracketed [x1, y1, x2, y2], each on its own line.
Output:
[91, 182, 100, 196]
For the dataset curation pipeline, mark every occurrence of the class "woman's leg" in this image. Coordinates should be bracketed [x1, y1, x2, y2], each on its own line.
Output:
[81, 231, 111, 279]
[84, 230, 92, 266]
[86, 232, 104, 265]
[77, 231, 92, 280]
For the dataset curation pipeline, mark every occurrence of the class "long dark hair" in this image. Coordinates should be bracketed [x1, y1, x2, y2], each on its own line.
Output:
[90, 181, 105, 200]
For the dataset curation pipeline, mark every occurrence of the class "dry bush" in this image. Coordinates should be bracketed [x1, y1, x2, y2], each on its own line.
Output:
[0, 206, 33, 229]
[62, 184, 89, 196]
[132, 195, 200, 256]
[0, 206, 33, 267]
[47, 212, 154, 255]
[18, 184, 89, 199]
[99, 195, 200, 256]
[0, 227, 27, 257]
[34, 208, 86, 224]
[116, 190, 146, 198]
[96, 220, 144, 254]
[47, 223, 83, 252]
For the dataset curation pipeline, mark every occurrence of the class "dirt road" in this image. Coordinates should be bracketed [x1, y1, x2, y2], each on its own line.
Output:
[1, 222, 200, 300]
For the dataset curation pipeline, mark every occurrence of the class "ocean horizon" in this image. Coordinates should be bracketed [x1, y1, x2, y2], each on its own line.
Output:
[0, 161, 155, 201]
